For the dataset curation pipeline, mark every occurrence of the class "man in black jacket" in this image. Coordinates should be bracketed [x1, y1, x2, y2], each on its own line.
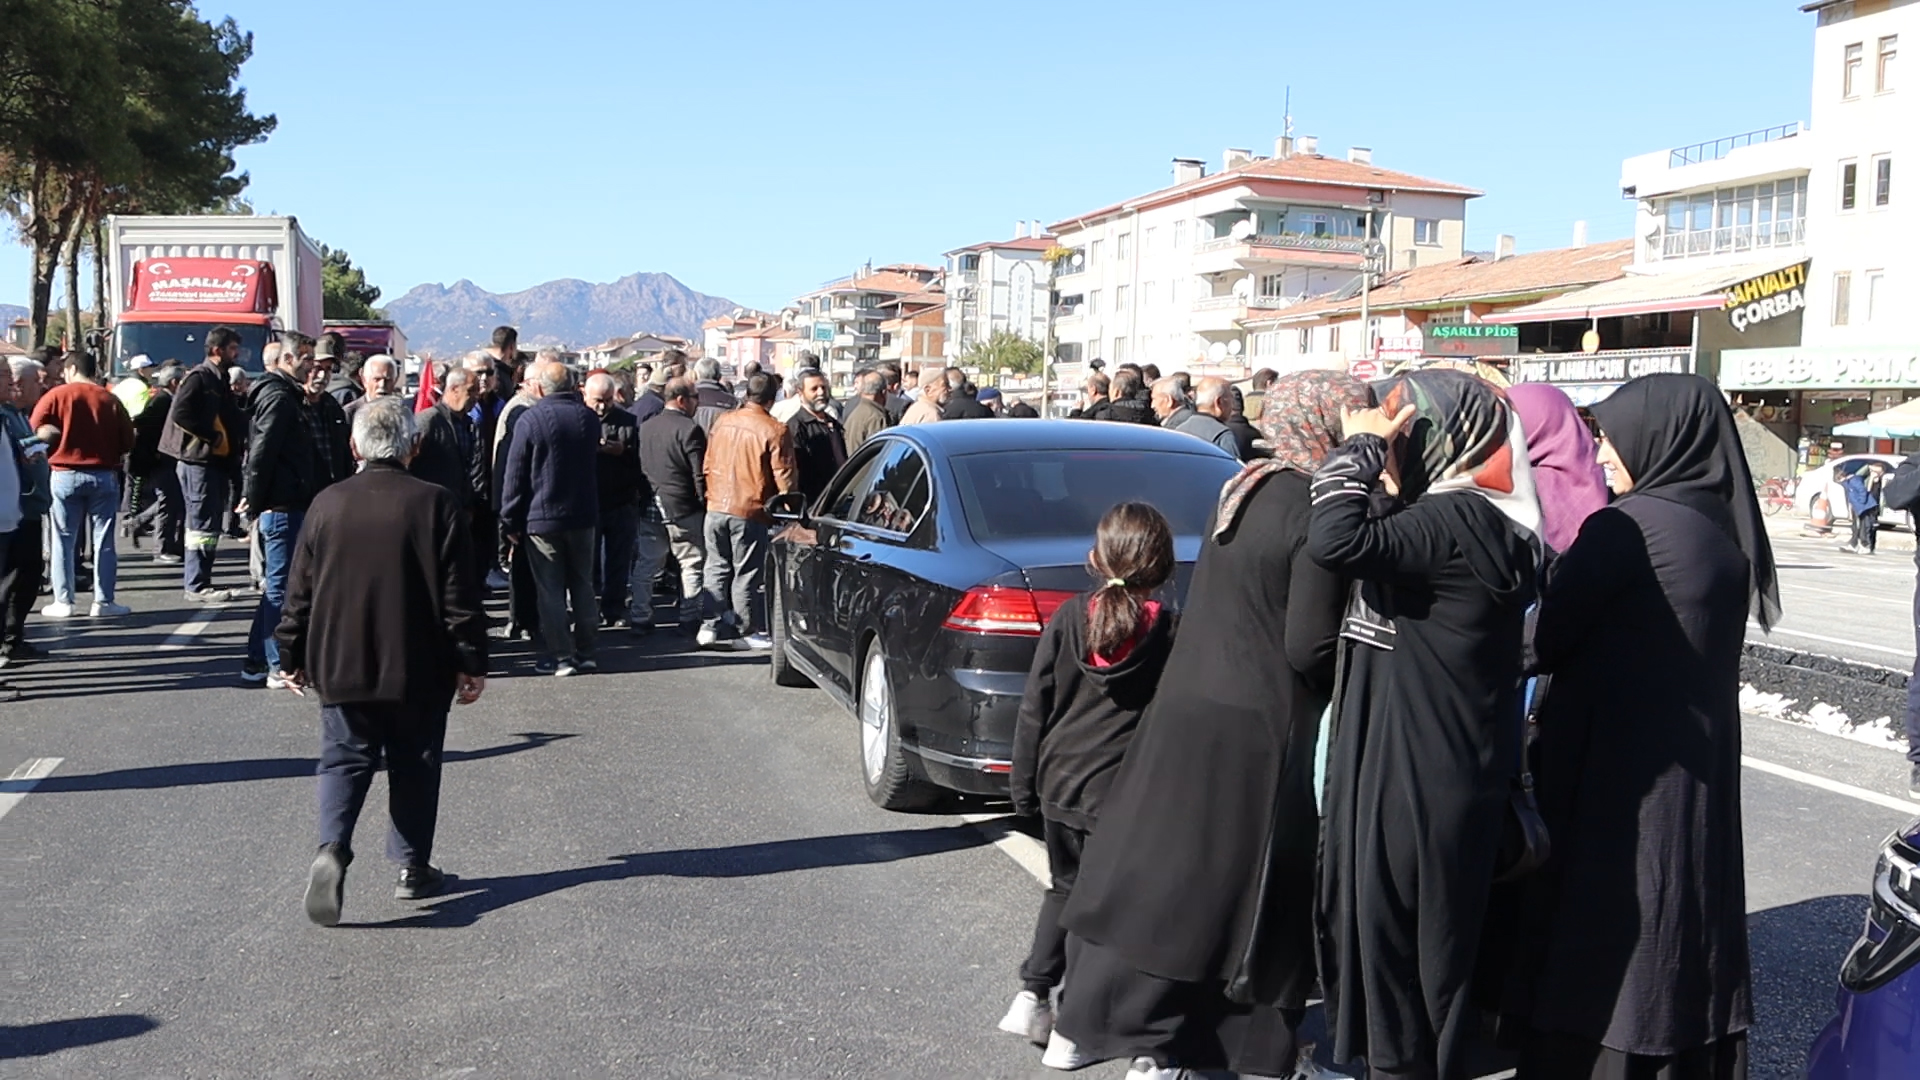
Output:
[410, 367, 486, 511]
[1881, 453, 1920, 798]
[160, 327, 247, 602]
[691, 358, 738, 435]
[584, 372, 648, 629]
[303, 355, 353, 488]
[500, 364, 602, 675]
[240, 340, 323, 686]
[278, 397, 487, 925]
[941, 368, 995, 420]
[640, 376, 709, 631]
[128, 363, 185, 561]
[787, 370, 848, 503]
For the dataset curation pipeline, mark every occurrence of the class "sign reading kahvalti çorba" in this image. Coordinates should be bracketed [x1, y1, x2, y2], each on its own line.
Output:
[1722, 260, 1809, 333]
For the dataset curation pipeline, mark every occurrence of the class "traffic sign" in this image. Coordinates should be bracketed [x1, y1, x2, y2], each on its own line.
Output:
[1348, 359, 1382, 380]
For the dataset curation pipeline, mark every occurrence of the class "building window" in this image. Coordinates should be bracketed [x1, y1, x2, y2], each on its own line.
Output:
[1088, 289, 1101, 315]
[1090, 239, 1104, 264]
[1867, 271, 1885, 322]
[1173, 219, 1187, 249]
[1413, 219, 1441, 245]
[1328, 324, 1341, 353]
[1169, 279, 1181, 305]
[1252, 330, 1282, 357]
[1297, 328, 1311, 354]
[1841, 161, 1859, 210]
[1111, 337, 1128, 363]
[1874, 155, 1892, 206]
[1879, 35, 1898, 92]
[1832, 271, 1852, 326]
[1258, 273, 1287, 299]
[1143, 281, 1156, 307]
[959, 253, 979, 272]
[1143, 226, 1156, 251]
[1845, 41, 1864, 97]
[1116, 233, 1132, 260]
[1115, 285, 1130, 311]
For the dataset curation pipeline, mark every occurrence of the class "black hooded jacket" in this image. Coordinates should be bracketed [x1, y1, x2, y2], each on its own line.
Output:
[241, 370, 321, 512]
[1010, 594, 1176, 831]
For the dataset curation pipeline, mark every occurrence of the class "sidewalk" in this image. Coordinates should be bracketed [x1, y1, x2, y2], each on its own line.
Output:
[1764, 508, 1917, 552]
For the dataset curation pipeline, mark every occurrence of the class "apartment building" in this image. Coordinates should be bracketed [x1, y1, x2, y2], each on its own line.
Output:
[791, 264, 942, 376]
[702, 310, 776, 364]
[878, 288, 948, 373]
[1045, 138, 1480, 380]
[944, 226, 1053, 355]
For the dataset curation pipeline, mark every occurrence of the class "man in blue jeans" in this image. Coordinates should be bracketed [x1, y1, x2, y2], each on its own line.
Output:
[28, 350, 136, 618]
[239, 341, 324, 687]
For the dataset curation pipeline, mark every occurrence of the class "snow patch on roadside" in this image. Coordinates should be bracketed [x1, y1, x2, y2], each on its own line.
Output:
[1742, 683, 1906, 752]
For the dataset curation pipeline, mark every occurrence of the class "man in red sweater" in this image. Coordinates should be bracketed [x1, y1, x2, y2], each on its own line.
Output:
[30, 350, 136, 618]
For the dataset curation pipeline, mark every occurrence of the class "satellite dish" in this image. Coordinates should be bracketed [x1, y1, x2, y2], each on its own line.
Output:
[1229, 219, 1255, 241]
[1227, 339, 1243, 356]
[1208, 341, 1228, 363]
[1231, 276, 1253, 299]
[1071, 252, 1085, 268]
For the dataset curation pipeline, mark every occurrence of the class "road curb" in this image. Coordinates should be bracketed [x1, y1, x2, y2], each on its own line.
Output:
[1742, 640, 1907, 732]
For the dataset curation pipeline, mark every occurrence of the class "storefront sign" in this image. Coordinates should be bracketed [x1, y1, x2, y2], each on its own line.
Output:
[1348, 358, 1382, 380]
[1720, 346, 1920, 389]
[1722, 261, 1809, 333]
[1509, 349, 1693, 386]
[1425, 323, 1519, 357]
[1427, 325, 1517, 340]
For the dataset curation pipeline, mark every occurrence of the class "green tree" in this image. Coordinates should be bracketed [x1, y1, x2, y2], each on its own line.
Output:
[960, 330, 1044, 377]
[1, 1, 275, 345]
[320, 245, 382, 319]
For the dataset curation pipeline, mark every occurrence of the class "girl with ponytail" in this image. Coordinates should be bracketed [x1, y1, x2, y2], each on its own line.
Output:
[1000, 501, 1176, 1055]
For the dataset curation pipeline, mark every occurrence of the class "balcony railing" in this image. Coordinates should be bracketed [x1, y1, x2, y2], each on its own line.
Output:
[1655, 217, 1806, 259]
[1196, 232, 1369, 257]
[1667, 122, 1803, 169]
[1052, 303, 1083, 318]
[1190, 294, 1298, 312]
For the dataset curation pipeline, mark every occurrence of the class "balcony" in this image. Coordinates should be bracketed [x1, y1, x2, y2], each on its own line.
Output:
[1192, 233, 1368, 274]
[1621, 121, 1808, 201]
[833, 332, 883, 348]
[1052, 302, 1083, 320]
[1188, 294, 1295, 331]
[829, 305, 884, 322]
[1668, 122, 1802, 169]
[1654, 217, 1805, 261]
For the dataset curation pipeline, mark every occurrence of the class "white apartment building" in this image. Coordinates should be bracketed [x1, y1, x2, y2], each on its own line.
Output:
[791, 264, 942, 375]
[1045, 138, 1479, 380]
[944, 225, 1053, 355]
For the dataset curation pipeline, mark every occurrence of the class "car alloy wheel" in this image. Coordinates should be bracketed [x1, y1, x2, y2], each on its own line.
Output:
[860, 648, 891, 786]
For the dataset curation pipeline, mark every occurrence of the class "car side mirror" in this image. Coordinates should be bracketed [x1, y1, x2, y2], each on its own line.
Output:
[767, 491, 810, 524]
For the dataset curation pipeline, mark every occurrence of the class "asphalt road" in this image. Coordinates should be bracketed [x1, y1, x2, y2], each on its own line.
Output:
[1757, 518, 1916, 671]
[3, 545, 1917, 1078]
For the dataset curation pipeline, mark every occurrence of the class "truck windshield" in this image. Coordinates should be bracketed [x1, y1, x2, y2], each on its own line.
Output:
[113, 323, 271, 375]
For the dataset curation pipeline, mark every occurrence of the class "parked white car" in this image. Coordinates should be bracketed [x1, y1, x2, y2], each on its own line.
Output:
[1795, 453, 1911, 529]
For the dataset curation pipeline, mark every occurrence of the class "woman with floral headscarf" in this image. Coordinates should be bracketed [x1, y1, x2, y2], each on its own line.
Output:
[1044, 370, 1368, 1079]
[1307, 368, 1542, 1080]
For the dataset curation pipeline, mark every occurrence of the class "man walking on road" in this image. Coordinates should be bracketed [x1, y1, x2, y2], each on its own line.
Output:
[500, 364, 602, 675]
[640, 376, 709, 633]
[700, 372, 795, 650]
[0, 362, 50, 668]
[161, 327, 247, 603]
[583, 372, 648, 630]
[787, 370, 847, 503]
[492, 355, 552, 639]
[31, 350, 136, 618]
[238, 342, 324, 686]
[279, 398, 487, 926]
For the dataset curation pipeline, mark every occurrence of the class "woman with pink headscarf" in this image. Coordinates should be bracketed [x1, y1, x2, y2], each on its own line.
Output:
[1507, 384, 1609, 557]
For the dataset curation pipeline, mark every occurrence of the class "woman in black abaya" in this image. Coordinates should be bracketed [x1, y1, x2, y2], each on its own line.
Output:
[1308, 369, 1541, 1080]
[1050, 370, 1366, 1077]
[1500, 373, 1776, 1080]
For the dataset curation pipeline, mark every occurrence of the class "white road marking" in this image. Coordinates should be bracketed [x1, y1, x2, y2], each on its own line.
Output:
[159, 611, 224, 651]
[960, 813, 1051, 886]
[1743, 755, 1920, 815]
[0, 757, 64, 823]
[1748, 623, 1914, 662]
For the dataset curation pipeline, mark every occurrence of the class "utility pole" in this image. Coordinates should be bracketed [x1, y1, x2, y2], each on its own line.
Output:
[1358, 207, 1375, 371]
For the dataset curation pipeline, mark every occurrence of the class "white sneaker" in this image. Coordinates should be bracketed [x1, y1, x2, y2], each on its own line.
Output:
[997, 990, 1053, 1047]
[40, 602, 74, 619]
[89, 601, 130, 617]
[1126, 1058, 1179, 1079]
[740, 632, 773, 651]
[695, 624, 719, 648]
[265, 672, 290, 691]
[1295, 1060, 1356, 1080]
[1041, 1029, 1096, 1071]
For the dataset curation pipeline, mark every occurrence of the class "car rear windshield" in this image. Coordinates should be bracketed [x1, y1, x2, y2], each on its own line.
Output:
[948, 449, 1238, 540]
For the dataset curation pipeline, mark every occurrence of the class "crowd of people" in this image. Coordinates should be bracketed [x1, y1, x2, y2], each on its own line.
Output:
[1002, 368, 1777, 1080]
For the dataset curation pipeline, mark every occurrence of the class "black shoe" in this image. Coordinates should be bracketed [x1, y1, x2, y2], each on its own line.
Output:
[395, 864, 445, 900]
[603, 615, 630, 631]
[305, 843, 350, 927]
[576, 657, 599, 673]
[10, 640, 46, 660]
[1910, 763, 1920, 801]
[240, 660, 268, 685]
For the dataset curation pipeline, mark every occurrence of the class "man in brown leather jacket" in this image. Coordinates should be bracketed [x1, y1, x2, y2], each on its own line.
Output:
[699, 372, 795, 650]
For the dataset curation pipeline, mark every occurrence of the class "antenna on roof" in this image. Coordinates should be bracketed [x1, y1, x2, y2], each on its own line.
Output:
[1283, 86, 1293, 138]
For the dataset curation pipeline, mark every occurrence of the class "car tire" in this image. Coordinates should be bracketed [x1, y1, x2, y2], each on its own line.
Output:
[857, 640, 939, 812]
[767, 583, 812, 688]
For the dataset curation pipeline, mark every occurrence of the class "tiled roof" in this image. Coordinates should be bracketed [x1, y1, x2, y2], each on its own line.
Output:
[1247, 239, 1636, 325]
[946, 235, 1056, 255]
[848, 270, 938, 295]
[0, 340, 25, 358]
[1051, 153, 1482, 232]
[1480, 255, 1804, 324]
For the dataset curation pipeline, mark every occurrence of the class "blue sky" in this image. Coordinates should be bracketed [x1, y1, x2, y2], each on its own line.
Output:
[4, 0, 1815, 315]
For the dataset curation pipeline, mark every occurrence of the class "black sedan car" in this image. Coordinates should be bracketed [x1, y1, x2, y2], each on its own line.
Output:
[766, 419, 1242, 810]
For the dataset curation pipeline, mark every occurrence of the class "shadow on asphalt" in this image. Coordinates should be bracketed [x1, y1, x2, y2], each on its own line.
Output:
[1746, 894, 1864, 1079]
[6, 732, 577, 793]
[0, 1013, 159, 1059]
[347, 823, 993, 929]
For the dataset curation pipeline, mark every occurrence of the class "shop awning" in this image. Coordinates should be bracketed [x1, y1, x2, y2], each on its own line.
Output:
[1478, 258, 1802, 324]
[1834, 398, 1920, 438]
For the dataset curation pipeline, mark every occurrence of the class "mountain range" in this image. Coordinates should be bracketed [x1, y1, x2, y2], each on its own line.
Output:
[383, 272, 739, 356]
[0, 303, 25, 328]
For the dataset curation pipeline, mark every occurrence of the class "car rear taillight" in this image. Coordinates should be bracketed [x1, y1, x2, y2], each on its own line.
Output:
[942, 586, 1077, 636]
